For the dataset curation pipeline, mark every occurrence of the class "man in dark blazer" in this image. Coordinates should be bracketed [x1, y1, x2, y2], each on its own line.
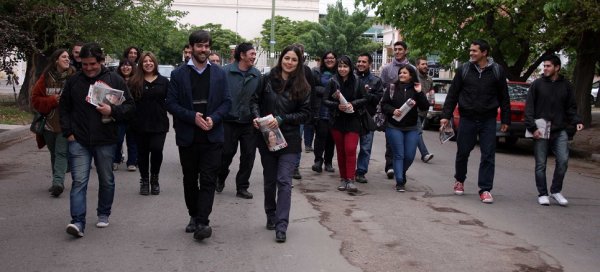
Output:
[166, 30, 231, 241]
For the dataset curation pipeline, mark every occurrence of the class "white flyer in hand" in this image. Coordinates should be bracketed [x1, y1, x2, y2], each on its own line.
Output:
[525, 118, 551, 139]
[439, 122, 455, 144]
[337, 91, 354, 113]
[87, 81, 125, 107]
[392, 98, 415, 122]
[257, 114, 288, 151]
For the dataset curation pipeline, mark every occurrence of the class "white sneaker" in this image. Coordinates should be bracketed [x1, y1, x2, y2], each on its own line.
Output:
[127, 165, 137, 171]
[96, 216, 109, 228]
[538, 195, 550, 206]
[422, 154, 434, 163]
[386, 169, 394, 179]
[551, 193, 568, 206]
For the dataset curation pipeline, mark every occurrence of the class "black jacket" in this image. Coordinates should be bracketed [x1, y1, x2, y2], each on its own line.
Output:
[525, 75, 582, 134]
[357, 71, 384, 116]
[60, 66, 135, 146]
[442, 61, 510, 124]
[132, 75, 169, 133]
[250, 73, 311, 154]
[381, 82, 429, 129]
[323, 74, 368, 133]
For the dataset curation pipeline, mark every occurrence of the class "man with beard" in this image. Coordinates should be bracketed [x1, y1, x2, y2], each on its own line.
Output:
[525, 54, 583, 206]
[182, 44, 192, 64]
[354, 53, 383, 183]
[216, 42, 260, 199]
[70, 41, 84, 71]
[166, 30, 232, 241]
[415, 57, 434, 163]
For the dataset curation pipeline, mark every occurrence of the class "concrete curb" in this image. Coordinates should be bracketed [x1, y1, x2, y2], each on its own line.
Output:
[0, 125, 32, 146]
[570, 147, 600, 163]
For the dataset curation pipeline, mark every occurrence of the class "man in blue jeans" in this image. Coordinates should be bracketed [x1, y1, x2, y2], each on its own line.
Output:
[354, 53, 383, 183]
[60, 43, 135, 237]
[525, 54, 583, 206]
[440, 39, 510, 204]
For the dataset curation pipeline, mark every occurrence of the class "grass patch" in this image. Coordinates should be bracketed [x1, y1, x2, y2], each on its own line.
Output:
[0, 101, 32, 125]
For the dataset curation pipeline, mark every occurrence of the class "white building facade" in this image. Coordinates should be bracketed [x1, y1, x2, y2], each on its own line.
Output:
[172, 0, 319, 41]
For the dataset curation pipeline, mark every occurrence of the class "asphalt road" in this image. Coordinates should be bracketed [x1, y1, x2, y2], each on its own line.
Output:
[0, 128, 598, 272]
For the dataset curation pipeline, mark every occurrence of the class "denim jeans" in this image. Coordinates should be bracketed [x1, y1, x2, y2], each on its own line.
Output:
[534, 130, 569, 196]
[356, 130, 374, 176]
[114, 122, 138, 166]
[295, 125, 303, 168]
[455, 117, 496, 194]
[42, 130, 68, 187]
[68, 141, 116, 230]
[385, 127, 419, 185]
[416, 116, 430, 159]
[303, 123, 314, 147]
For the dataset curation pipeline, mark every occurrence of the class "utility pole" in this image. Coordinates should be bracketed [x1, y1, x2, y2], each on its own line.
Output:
[269, 0, 276, 66]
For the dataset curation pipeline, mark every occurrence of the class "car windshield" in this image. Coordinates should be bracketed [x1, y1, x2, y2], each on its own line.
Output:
[508, 83, 529, 101]
[158, 65, 174, 79]
[432, 79, 452, 93]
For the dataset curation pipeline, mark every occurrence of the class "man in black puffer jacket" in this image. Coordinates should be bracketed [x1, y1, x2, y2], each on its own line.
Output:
[60, 43, 135, 238]
[440, 39, 510, 204]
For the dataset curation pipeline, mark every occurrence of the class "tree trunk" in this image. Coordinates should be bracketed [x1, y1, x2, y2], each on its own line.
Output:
[17, 53, 47, 111]
[571, 30, 600, 127]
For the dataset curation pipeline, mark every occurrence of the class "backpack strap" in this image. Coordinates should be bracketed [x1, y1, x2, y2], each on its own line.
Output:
[462, 62, 501, 82]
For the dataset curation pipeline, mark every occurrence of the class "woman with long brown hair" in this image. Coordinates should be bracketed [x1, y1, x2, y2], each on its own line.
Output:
[250, 45, 311, 243]
[129, 52, 169, 195]
[113, 59, 138, 171]
[31, 48, 76, 197]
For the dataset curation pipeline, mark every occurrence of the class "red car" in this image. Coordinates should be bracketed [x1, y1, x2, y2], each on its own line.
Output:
[451, 81, 530, 145]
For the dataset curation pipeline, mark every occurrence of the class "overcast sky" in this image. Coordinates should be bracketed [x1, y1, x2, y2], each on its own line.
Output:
[320, 0, 368, 14]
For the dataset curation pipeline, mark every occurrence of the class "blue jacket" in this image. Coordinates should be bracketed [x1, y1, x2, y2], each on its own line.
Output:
[166, 64, 232, 146]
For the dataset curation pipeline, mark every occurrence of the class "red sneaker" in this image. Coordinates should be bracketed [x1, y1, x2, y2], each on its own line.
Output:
[453, 181, 464, 195]
[480, 191, 494, 203]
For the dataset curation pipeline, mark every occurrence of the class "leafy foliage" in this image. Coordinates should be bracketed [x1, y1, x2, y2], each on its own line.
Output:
[300, 1, 381, 60]
[259, 16, 320, 52]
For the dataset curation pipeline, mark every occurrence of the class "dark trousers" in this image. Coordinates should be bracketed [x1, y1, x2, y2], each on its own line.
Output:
[313, 119, 335, 165]
[114, 122, 138, 166]
[385, 140, 393, 172]
[455, 117, 496, 194]
[218, 122, 257, 191]
[178, 143, 222, 226]
[258, 142, 295, 232]
[136, 132, 167, 179]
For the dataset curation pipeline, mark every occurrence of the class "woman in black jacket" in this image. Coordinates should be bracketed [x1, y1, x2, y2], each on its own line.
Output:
[250, 45, 311, 243]
[129, 52, 169, 196]
[311, 51, 337, 173]
[381, 64, 429, 192]
[323, 56, 367, 193]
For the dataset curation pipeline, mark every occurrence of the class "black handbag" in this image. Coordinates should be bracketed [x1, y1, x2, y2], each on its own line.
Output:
[30, 112, 46, 135]
[360, 110, 377, 134]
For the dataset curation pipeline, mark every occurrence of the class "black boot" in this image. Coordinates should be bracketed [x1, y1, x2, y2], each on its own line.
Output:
[140, 178, 150, 195]
[150, 174, 160, 195]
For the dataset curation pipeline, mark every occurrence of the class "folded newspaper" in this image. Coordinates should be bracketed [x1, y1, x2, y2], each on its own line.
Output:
[87, 81, 125, 107]
[525, 118, 551, 139]
[392, 98, 416, 122]
[258, 114, 288, 152]
[439, 122, 455, 144]
[337, 91, 355, 113]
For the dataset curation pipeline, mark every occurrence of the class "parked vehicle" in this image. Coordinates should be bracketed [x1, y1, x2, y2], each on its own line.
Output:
[423, 78, 451, 129]
[158, 65, 175, 80]
[451, 81, 530, 145]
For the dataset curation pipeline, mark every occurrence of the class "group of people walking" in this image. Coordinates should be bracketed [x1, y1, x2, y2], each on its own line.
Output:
[31, 30, 584, 244]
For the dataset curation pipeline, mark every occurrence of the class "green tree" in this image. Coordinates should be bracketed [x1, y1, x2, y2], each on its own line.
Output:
[259, 16, 319, 52]
[191, 23, 247, 53]
[299, 1, 380, 60]
[359, 0, 600, 126]
[0, 0, 185, 108]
